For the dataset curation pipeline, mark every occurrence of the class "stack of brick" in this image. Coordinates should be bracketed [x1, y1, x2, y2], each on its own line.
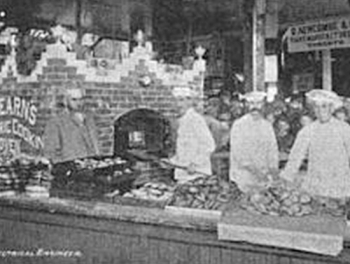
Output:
[0, 43, 206, 157]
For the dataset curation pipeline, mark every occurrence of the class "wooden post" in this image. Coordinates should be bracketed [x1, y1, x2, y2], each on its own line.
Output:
[322, 49, 332, 91]
[253, 0, 266, 91]
[242, 0, 253, 93]
[243, 21, 253, 93]
[186, 18, 193, 56]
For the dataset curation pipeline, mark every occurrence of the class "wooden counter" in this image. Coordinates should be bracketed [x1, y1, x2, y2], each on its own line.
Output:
[0, 195, 350, 264]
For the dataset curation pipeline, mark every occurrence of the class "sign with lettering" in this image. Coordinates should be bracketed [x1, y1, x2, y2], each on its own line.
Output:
[0, 96, 43, 161]
[287, 17, 350, 52]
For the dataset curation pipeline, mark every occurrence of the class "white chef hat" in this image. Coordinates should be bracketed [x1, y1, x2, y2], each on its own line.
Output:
[242, 91, 267, 102]
[306, 89, 343, 110]
[172, 86, 198, 98]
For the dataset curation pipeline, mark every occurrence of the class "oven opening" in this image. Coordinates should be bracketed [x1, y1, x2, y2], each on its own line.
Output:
[114, 109, 174, 159]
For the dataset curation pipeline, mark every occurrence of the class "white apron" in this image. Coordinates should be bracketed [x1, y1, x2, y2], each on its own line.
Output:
[229, 114, 279, 192]
[282, 118, 350, 198]
[171, 108, 215, 184]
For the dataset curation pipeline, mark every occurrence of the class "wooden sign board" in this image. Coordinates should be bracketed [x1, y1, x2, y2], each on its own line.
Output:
[287, 17, 350, 53]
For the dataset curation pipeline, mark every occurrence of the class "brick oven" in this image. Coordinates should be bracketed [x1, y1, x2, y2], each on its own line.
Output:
[0, 34, 206, 163]
[114, 108, 174, 157]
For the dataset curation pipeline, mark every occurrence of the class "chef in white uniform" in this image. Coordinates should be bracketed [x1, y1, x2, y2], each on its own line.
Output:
[167, 86, 216, 183]
[281, 90, 350, 199]
[229, 91, 279, 192]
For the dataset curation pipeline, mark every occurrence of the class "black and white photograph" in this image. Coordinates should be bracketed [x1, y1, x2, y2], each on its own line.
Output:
[0, 0, 349, 263]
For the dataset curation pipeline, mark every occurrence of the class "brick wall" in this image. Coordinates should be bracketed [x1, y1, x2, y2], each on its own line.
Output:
[0, 55, 204, 157]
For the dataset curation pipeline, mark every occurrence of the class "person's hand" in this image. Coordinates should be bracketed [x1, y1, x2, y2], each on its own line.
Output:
[220, 121, 230, 131]
[219, 132, 230, 147]
[186, 163, 197, 175]
[160, 158, 170, 163]
[159, 158, 172, 169]
[279, 152, 289, 162]
[268, 168, 280, 181]
[279, 177, 301, 190]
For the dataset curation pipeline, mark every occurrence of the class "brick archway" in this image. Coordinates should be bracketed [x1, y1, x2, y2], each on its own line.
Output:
[114, 108, 174, 158]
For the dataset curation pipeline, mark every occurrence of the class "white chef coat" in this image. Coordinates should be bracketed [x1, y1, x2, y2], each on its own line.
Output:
[171, 107, 215, 183]
[229, 114, 279, 192]
[281, 118, 350, 198]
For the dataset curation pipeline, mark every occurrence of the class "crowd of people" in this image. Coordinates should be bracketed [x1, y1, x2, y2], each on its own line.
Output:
[203, 89, 350, 156]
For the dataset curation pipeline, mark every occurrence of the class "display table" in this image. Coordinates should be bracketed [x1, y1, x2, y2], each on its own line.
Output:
[0, 195, 350, 264]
